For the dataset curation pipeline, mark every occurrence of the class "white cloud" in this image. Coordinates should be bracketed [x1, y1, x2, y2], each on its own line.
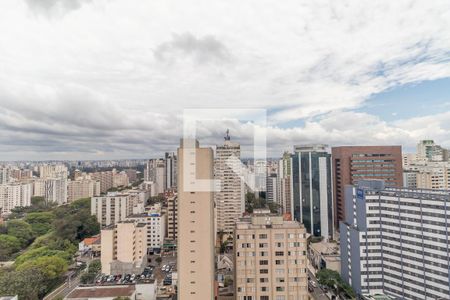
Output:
[0, 0, 449, 159]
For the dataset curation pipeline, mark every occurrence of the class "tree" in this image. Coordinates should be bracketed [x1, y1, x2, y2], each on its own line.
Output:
[155, 257, 162, 265]
[16, 256, 68, 281]
[24, 212, 55, 236]
[113, 297, 131, 300]
[0, 234, 21, 260]
[316, 269, 356, 299]
[6, 219, 34, 246]
[0, 267, 48, 300]
[88, 259, 101, 273]
[15, 246, 72, 267]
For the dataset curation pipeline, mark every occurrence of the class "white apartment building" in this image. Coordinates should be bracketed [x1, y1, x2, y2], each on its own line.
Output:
[0, 182, 33, 215]
[38, 164, 68, 179]
[91, 193, 132, 227]
[0, 167, 11, 184]
[33, 177, 68, 205]
[145, 159, 166, 195]
[234, 210, 309, 300]
[125, 204, 166, 251]
[214, 133, 245, 234]
[340, 180, 450, 300]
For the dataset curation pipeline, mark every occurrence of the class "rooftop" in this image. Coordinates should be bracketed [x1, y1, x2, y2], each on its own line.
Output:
[66, 285, 135, 299]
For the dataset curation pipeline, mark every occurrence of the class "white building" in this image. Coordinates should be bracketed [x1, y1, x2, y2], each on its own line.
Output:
[91, 193, 132, 227]
[38, 164, 68, 179]
[126, 204, 166, 251]
[0, 182, 32, 215]
[0, 168, 11, 184]
[33, 177, 68, 205]
[340, 180, 450, 300]
[145, 159, 166, 195]
[214, 132, 245, 234]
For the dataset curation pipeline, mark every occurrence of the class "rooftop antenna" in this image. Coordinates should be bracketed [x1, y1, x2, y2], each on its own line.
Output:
[224, 129, 231, 141]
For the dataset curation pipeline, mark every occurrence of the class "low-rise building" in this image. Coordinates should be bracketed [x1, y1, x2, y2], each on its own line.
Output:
[308, 241, 341, 274]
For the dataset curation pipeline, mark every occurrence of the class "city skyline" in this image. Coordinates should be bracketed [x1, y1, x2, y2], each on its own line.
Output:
[0, 1, 450, 160]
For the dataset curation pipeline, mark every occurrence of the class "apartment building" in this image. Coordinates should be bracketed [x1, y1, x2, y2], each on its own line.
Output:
[0, 182, 32, 215]
[167, 195, 178, 241]
[113, 171, 129, 188]
[177, 139, 215, 300]
[0, 167, 11, 184]
[101, 221, 148, 275]
[278, 152, 294, 216]
[340, 180, 450, 300]
[266, 173, 278, 205]
[145, 159, 166, 195]
[90, 170, 114, 194]
[33, 177, 68, 205]
[214, 133, 245, 234]
[331, 146, 403, 226]
[91, 193, 132, 227]
[234, 210, 309, 300]
[125, 205, 166, 251]
[38, 164, 68, 179]
[67, 179, 100, 202]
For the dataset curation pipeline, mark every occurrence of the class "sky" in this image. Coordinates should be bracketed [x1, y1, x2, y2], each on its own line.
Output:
[0, 0, 450, 160]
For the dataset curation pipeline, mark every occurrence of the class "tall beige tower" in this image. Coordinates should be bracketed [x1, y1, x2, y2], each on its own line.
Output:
[177, 140, 215, 300]
[215, 131, 245, 235]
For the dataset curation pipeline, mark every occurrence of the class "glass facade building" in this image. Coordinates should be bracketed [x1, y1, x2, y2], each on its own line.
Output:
[292, 145, 333, 240]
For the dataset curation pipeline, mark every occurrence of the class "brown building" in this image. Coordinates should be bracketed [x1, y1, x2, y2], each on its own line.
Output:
[332, 146, 403, 226]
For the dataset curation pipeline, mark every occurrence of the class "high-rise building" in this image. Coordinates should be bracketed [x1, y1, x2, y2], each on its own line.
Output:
[234, 209, 309, 300]
[167, 195, 178, 241]
[101, 221, 148, 275]
[416, 140, 448, 162]
[113, 171, 129, 188]
[278, 152, 293, 215]
[38, 164, 68, 179]
[266, 173, 278, 204]
[90, 170, 114, 194]
[67, 179, 100, 202]
[331, 146, 403, 226]
[165, 152, 177, 190]
[33, 177, 68, 205]
[292, 145, 333, 240]
[214, 132, 245, 234]
[145, 159, 166, 195]
[0, 182, 32, 215]
[340, 180, 450, 300]
[91, 193, 132, 227]
[0, 167, 11, 184]
[177, 140, 215, 300]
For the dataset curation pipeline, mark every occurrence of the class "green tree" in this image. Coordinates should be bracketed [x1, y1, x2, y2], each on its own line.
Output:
[6, 219, 34, 246]
[316, 268, 356, 298]
[24, 212, 55, 236]
[0, 267, 48, 300]
[112, 297, 131, 300]
[155, 257, 162, 265]
[16, 255, 68, 281]
[0, 234, 21, 260]
[15, 246, 72, 266]
[88, 259, 101, 273]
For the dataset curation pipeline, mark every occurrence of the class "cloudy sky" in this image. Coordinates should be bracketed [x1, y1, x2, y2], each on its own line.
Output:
[1, 0, 450, 160]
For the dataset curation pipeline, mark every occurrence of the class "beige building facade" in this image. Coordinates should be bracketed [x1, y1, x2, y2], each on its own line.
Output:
[234, 210, 309, 300]
[177, 140, 215, 300]
[214, 137, 245, 234]
[101, 221, 148, 275]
